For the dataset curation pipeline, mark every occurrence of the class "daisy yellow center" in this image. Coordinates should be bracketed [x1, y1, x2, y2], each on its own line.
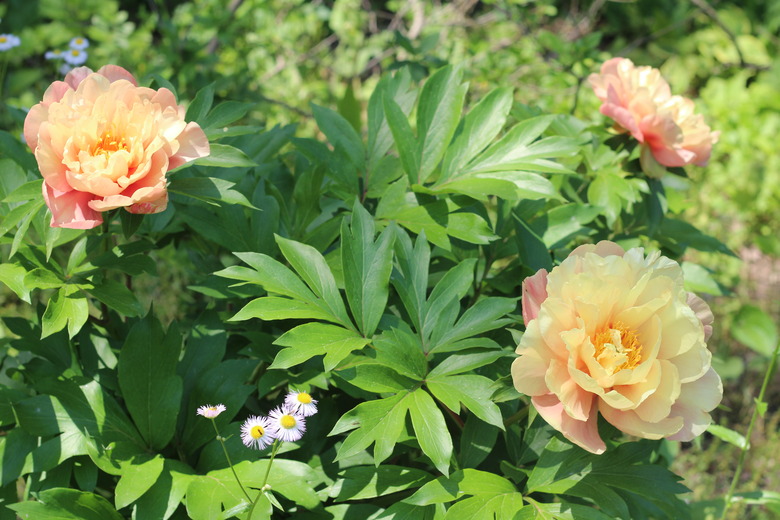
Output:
[0, 37, 6, 44]
[280, 415, 296, 429]
[250, 425, 265, 439]
[94, 132, 128, 157]
[592, 322, 642, 374]
[75, 39, 84, 44]
[71, 50, 81, 57]
[296, 393, 312, 404]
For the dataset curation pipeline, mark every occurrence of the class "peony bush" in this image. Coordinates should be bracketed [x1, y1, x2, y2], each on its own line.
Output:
[0, 39, 772, 519]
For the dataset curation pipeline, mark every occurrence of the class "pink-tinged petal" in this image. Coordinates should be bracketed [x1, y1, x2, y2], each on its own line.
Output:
[24, 106, 47, 152]
[639, 144, 669, 179]
[686, 292, 713, 341]
[631, 359, 681, 423]
[601, 91, 643, 141]
[95, 65, 138, 85]
[513, 320, 556, 397]
[42, 183, 102, 229]
[666, 367, 722, 441]
[41, 81, 73, 106]
[128, 192, 168, 214]
[522, 269, 548, 324]
[533, 393, 605, 454]
[570, 240, 626, 260]
[168, 122, 210, 170]
[63, 67, 94, 89]
[544, 359, 593, 421]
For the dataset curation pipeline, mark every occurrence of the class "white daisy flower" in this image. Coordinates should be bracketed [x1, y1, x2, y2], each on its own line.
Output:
[284, 390, 318, 416]
[69, 37, 89, 50]
[45, 50, 63, 60]
[268, 406, 306, 442]
[0, 34, 21, 52]
[196, 403, 226, 419]
[63, 48, 87, 65]
[240, 415, 274, 450]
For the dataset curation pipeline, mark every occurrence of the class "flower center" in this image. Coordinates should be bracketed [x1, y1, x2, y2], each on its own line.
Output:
[94, 132, 128, 157]
[250, 425, 265, 439]
[0, 37, 6, 44]
[296, 392, 312, 404]
[592, 322, 642, 374]
[70, 50, 81, 57]
[280, 415, 296, 429]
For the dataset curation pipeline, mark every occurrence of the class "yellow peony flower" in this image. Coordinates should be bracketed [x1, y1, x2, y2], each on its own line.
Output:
[512, 241, 722, 454]
[24, 65, 209, 229]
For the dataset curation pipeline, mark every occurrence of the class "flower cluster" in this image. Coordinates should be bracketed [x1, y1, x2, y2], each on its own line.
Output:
[512, 241, 722, 454]
[24, 65, 209, 228]
[196, 390, 318, 450]
[45, 36, 90, 74]
[0, 33, 21, 52]
[588, 57, 718, 178]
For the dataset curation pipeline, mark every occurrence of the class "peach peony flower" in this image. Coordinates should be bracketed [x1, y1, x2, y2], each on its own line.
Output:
[588, 57, 718, 178]
[24, 65, 210, 229]
[512, 241, 722, 454]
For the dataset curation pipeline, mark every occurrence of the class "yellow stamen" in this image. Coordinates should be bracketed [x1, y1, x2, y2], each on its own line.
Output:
[94, 132, 128, 157]
[592, 321, 642, 373]
[250, 425, 264, 439]
[297, 392, 312, 404]
[280, 415, 296, 429]
[0, 37, 7, 43]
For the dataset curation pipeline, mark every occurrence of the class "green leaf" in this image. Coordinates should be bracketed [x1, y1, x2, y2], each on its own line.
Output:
[168, 176, 257, 208]
[312, 103, 365, 171]
[384, 94, 420, 184]
[9, 488, 124, 520]
[114, 455, 165, 509]
[533, 203, 600, 249]
[230, 296, 336, 323]
[330, 391, 412, 463]
[185, 83, 215, 125]
[409, 388, 453, 475]
[276, 235, 353, 329]
[428, 350, 508, 378]
[117, 314, 183, 450]
[427, 374, 504, 429]
[444, 493, 527, 519]
[422, 259, 476, 345]
[368, 67, 416, 168]
[190, 143, 257, 168]
[514, 210, 553, 272]
[133, 459, 195, 520]
[330, 465, 433, 501]
[681, 262, 723, 296]
[0, 262, 31, 303]
[416, 65, 467, 184]
[203, 101, 255, 129]
[41, 285, 88, 339]
[460, 415, 500, 469]
[271, 322, 371, 371]
[731, 304, 778, 357]
[706, 424, 748, 449]
[2, 179, 43, 203]
[587, 172, 626, 227]
[441, 87, 514, 181]
[0, 130, 38, 172]
[336, 362, 418, 393]
[84, 279, 145, 317]
[406, 469, 517, 505]
[429, 297, 516, 354]
[342, 201, 395, 337]
[391, 229, 431, 332]
[371, 327, 428, 381]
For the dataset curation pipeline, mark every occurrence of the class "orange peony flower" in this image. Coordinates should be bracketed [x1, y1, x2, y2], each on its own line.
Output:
[588, 57, 718, 178]
[511, 241, 722, 454]
[24, 65, 209, 229]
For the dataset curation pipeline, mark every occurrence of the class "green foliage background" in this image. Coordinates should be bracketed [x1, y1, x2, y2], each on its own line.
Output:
[0, 0, 779, 519]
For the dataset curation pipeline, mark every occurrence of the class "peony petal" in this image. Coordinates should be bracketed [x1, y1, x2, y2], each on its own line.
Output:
[533, 393, 605, 454]
[667, 367, 722, 441]
[63, 67, 94, 89]
[168, 122, 210, 170]
[522, 269, 548, 324]
[95, 65, 138, 85]
[42, 182, 102, 229]
[686, 292, 713, 341]
[599, 400, 683, 439]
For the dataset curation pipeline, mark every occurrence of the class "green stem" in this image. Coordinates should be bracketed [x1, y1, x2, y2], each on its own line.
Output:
[247, 440, 282, 520]
[721, 341, 780, 519]
[210, 420, 253, 503]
